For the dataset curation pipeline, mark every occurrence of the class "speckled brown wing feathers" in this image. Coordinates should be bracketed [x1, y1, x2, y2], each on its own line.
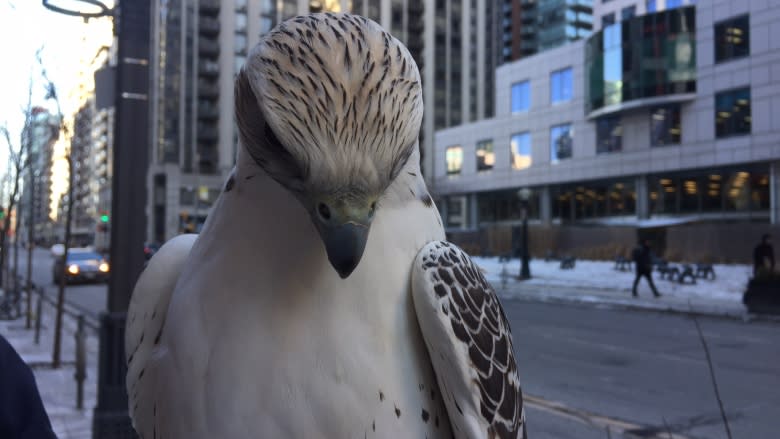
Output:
[412, 241, 527, 439]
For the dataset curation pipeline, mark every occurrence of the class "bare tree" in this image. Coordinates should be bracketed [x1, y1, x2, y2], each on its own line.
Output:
[37, 57, 74, 368]
[0, 81, 34, 291]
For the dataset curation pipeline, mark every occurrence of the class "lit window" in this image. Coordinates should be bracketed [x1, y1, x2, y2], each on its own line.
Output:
[550, 124, 573, 163]
[650, 105, 682, 146]
[551, 68, 573, 104]
[510, 132, 532, 170]
[476, 140, 495, 171]
[715, 88, 751, 138]
[596, 116, 622, 154]
[510, 81, 530, 114]
[715, 15, 750, 63]
[446, 146, 463, 175]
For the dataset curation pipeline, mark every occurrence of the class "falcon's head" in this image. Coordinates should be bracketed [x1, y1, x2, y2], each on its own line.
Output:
[235, 13, 423, 279]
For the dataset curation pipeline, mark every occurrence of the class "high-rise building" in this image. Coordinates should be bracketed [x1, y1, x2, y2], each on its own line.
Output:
[433, 2, 780, 262]
[500, 0, 593, 63]
[19, 107, 60, 245]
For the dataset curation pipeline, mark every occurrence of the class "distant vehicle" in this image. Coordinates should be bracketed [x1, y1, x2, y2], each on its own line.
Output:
[144, 243, 160, 261]
[52, 249, 110, 284]
[50, 244, 64, 257]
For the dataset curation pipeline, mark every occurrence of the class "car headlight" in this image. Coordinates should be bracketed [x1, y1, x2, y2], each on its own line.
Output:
[67, 264, 79, 275]
[99, 262, 110, 273]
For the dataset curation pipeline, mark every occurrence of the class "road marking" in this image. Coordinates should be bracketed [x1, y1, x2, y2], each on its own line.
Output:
[525, 394, 697, 439]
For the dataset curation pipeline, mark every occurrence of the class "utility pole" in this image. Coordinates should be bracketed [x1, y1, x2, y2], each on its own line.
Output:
[42, 1, 151, 437]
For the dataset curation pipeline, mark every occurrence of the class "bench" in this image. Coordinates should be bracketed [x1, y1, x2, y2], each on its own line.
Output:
[678, 265, 697, 284]
[657, 263, 680, 281]
[614, 255, 632, 271]
[560, 256, 576, 270]
[695, 263, 716, 280]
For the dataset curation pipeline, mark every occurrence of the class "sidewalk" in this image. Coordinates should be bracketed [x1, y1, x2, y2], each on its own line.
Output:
[474, 257, 769, 320]
[0, 291, 98, 439]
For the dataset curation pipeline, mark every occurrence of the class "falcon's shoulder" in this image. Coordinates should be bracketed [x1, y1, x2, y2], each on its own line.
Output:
[125, 233, 197, 437]
[412, 241, 527, 439]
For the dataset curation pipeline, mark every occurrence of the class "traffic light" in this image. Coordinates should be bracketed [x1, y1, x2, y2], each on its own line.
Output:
[100, 212, 109, 223]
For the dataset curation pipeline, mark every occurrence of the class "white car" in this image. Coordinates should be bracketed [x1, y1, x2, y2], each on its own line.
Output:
[50, 244, 64, 257]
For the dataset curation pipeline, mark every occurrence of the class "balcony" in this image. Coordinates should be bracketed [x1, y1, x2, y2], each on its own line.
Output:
[585, 6, 696, 118]
[198, 37, 220, 57]
[199, 0, 219, 16]
[198, 60, 220, 78]
[199, 17, 220, 36]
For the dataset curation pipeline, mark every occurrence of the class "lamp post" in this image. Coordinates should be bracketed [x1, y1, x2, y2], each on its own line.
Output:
[517, 188, 532, 280]
[43, 1, 150, 437]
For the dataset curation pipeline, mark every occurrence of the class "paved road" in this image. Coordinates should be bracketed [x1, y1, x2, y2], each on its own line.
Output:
[506, 300, 780, 439]
[12, 247, 107, 322]
[9, 246, 780, 438]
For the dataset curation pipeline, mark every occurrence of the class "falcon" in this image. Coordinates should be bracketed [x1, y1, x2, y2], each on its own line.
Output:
[126, 13, 527, 438]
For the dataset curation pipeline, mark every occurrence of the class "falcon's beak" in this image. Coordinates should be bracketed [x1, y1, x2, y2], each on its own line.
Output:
[312, 200, 375, 279]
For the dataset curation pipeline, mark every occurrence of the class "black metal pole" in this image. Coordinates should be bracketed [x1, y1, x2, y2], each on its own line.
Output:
[92, 1, 150, 437]
[520, 200, 531, 279]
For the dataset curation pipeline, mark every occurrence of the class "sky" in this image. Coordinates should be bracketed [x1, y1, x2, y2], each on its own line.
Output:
[0, 0, 114, 214]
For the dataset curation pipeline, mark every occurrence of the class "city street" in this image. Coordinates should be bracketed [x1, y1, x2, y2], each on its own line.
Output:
[13, 247, 106, 323]
[8, 246, 780, 438]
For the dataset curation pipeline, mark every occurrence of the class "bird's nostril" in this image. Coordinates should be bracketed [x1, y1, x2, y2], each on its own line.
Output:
[318, 203, 331, 221]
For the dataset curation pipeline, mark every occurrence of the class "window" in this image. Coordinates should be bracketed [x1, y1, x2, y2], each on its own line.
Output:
[510, 81, 530, 113]
[650, 105, 682, 146]
[510, 132, 532, 170]
[715, 88, 751, 138]
[646, 0, 656, 12]
[550, 124, 573, 163]
[621, 6, 636, 21]
[235, 13, 247, 32]
[596, 116, 622, 154]
[601, 13, 615, 28]
[476, 140, 495, 171]
[446, 146, 463, 175]
[715, 15, 750, 63]
[550, 68, 573, 104]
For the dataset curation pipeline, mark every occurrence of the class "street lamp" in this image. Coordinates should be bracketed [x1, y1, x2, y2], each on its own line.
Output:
[43, 1, 150, 438]
[517, 187, 532, 280]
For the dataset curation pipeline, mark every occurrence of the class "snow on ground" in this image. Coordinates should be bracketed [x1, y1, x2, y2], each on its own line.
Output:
[473, 257, 753, 304]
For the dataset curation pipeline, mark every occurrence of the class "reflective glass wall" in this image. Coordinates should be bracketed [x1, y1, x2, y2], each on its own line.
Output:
[586, 6, 696, 114]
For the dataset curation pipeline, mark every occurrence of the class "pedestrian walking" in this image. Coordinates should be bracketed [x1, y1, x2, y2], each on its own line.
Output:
[632, 239, 661, 298]
[753, 234, 775, 276]
[0, 334, 58, 439]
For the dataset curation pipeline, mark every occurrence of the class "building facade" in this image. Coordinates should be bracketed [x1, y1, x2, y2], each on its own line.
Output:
[433, 2, 780, 262]
[500, 0, 593, 63]
[148, 0, 505, 243]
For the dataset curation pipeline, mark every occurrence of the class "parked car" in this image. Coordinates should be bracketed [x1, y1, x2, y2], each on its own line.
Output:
[52, 249, 110, 284]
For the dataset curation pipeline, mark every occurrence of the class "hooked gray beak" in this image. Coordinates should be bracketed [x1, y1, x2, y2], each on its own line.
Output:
[312, 199, 376, 279]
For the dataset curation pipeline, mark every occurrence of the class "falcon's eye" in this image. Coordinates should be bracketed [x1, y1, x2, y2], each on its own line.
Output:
[317, 203, 332, 221]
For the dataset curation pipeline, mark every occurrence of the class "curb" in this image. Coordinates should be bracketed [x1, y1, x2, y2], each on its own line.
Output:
[494, 283, 780, 323]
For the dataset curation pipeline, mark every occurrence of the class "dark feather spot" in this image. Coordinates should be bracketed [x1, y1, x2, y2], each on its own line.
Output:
[372, 420, 375, 431]
[454, 399, 464, 414]
[395, 405, 401, 418]
[379, 390, 384, 401]
[420, 193, 433, 207]
[153, 326, 163, 345]
[421, 408, 430, 422]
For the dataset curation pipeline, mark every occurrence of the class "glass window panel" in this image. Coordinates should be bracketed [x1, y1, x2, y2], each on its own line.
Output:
[646, 0, 656, 13]
[476, 139, 495, 171]
[602, 13, 615, 28]
[510, 132, 532, 170]
[650, 105, 682, 146]
[510, 81, 530, 113]
[550, 123, 573, 163]
[551, 67, 573, 104]
[446, 146, 463, 175]
[715, 88, 751, 138]
[725, 170, 750, 211]
[650, 177, 678, 214]
[596, 116, 622, 154]
[702, 173, 723, 212]
[750, 172, 770, 210]
[680, 177, 699, 212]
[715, 15, 750, 63]
[621, 6, 636, 21]
[235, 13, 247, 32]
